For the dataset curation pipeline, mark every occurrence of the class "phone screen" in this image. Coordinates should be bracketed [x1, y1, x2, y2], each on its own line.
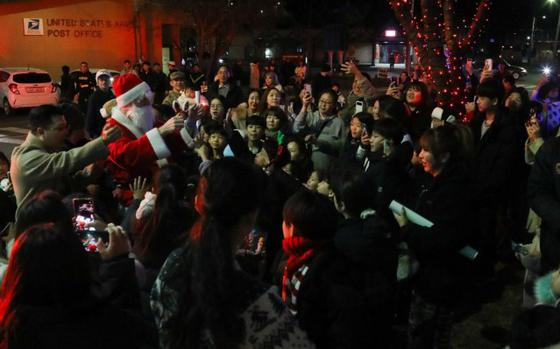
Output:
[383, 140, 391, 155]
[484, 59, 493, 72]
[0, 177, 10, 192]
[361, 123, 368, 136]
[73, 198, 95, 232]
[79, 230, 108, 253]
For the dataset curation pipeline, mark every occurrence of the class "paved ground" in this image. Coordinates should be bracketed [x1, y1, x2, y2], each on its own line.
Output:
[0, 111, 30, 158]
[452, 262, 524, 349]
[516, 70, 541, 93]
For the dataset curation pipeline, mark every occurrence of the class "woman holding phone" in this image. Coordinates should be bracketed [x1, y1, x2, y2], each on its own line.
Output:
[0, 222, 157, 348]
[293, 90, 345, 172]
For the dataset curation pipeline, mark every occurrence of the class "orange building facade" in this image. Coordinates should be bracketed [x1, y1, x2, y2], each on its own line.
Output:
[0, 0, 183, 77]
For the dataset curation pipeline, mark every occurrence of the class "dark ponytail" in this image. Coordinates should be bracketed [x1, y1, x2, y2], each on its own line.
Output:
[137, 165, 192, 268]
[171, 158, 264, 348]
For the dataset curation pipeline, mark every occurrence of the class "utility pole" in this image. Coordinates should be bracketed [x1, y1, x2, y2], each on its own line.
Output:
[555, 6, 560, 55]
[548, 0, 560, 58]
[405, 0, 415, 73]
[530, 16, 536, 53]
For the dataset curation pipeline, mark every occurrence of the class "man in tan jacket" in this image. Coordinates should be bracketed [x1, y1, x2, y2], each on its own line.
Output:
[11, 104, 120, 211]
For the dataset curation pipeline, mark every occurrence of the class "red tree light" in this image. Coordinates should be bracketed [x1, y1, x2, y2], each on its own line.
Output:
[388, 0, 491, 116]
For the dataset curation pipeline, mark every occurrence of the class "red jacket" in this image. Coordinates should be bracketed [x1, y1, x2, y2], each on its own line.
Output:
[105, 109, 191, 185]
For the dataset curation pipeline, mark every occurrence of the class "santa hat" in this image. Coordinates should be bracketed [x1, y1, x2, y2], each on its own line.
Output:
[113, 73, 151, 108]
[431, 107, 457, 124]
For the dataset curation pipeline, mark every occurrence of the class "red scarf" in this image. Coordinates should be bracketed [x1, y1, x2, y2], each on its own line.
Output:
[281, 236, 322, 301]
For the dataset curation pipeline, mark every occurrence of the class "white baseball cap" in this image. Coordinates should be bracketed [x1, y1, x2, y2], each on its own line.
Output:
[95, 70, 111, 80]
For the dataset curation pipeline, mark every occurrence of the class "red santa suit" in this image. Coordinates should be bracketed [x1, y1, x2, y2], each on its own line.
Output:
[104, 74, 193, 185]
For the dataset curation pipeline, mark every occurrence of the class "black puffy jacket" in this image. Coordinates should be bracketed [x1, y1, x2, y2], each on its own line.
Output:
[407, 163, 477, 306]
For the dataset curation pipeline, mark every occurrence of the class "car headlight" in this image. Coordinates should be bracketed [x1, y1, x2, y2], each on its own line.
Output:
[521, 68, 527, 73]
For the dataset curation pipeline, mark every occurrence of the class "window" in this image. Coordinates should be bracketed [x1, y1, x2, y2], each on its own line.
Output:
[12, 72, 51, 84]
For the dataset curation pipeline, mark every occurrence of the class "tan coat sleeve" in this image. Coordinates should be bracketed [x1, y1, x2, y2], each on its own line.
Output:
[18, 137, 108, 181]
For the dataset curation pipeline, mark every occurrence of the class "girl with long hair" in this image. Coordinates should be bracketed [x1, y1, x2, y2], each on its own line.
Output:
[151, 158, 314, 349]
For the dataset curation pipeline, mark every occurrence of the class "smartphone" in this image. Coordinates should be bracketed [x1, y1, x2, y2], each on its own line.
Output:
[355, 100, 364, 113]
[383, 139, 391, 155]
[0, 178, 9, 192]
[304, 83, 312, 95]
[466, 59, 473, 72]
[73, 198, 95, 232]
[511, 241, 528, 256]
[0, 171, 10, 192]
[195, 91, 201, 104]
[361, 122, 368, 136]
[79, 230, 109, 253]
[484, 58, 493, 72]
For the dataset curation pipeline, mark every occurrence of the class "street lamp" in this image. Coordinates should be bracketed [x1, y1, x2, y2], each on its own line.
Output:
[405, 0, 415, 73]
[548, 0, 560, 55]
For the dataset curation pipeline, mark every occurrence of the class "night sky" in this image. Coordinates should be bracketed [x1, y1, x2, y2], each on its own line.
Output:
[284, 0, 548, 44]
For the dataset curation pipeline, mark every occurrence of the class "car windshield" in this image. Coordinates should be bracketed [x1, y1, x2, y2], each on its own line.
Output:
[13, 73, 52, 84]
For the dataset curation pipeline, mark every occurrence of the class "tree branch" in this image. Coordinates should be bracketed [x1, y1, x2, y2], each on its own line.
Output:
[442, 0, 456, 52]
[461, 0, 491, 48]
[388, 0, 428, 62]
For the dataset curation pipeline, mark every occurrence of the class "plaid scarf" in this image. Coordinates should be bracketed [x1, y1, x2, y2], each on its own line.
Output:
[281, 236, 322, 310]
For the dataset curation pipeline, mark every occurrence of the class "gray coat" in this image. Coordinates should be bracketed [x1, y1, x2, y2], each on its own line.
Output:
[294, 110, 346, 172]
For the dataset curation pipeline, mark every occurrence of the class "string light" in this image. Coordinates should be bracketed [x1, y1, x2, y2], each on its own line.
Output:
[388, 0, 491, 116]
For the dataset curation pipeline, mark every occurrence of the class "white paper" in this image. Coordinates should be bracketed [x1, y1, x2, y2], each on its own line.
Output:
[389, 200, 478, 260]
[389, 200, 434, 228]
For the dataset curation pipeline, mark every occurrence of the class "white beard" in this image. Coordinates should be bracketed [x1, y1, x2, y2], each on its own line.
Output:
[125, 105, 155, 133]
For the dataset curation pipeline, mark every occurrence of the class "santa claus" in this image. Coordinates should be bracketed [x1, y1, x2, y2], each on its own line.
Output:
[104, 73, 193, 185]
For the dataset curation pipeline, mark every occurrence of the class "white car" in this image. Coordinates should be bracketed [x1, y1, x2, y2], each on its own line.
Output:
[0, 68, 59, 116]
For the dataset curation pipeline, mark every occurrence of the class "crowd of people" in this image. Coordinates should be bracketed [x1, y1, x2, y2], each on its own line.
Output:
[0, 56, 559, 349]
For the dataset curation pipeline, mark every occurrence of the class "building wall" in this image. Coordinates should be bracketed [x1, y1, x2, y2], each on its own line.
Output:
[351, 43, 373, 65]
[0, 0, 138, 77]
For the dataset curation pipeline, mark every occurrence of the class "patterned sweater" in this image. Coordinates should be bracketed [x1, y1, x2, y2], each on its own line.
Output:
[151, 248, 315, 349]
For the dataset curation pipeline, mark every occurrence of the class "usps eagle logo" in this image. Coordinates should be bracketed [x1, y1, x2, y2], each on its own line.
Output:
[23, 18, 44, 36]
